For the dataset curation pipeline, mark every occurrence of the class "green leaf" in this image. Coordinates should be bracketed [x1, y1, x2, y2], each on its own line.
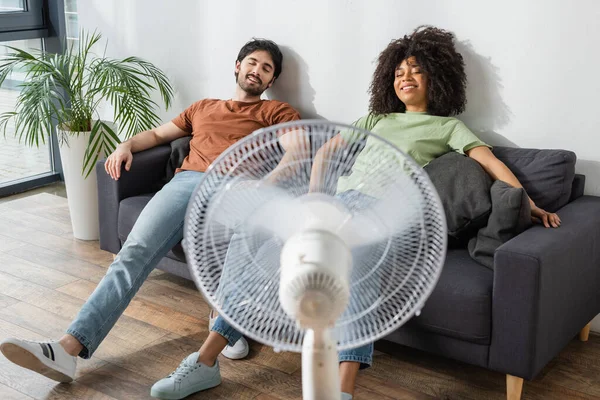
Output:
[1, 29, 174, 172]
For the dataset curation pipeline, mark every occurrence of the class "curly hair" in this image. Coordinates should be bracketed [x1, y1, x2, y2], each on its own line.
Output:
[369, 26, 467, 117]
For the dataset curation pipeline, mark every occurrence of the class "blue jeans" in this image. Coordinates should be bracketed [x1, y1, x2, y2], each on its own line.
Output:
[67, 171, 205, 358]
[209, 189, 376, 369]
[68, 173, 373, 368]
[211, 316, 373, 368]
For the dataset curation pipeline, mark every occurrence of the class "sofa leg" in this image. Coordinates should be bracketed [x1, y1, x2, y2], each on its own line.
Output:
[580, 322, 592, 342]
[506, 374, 523, 400]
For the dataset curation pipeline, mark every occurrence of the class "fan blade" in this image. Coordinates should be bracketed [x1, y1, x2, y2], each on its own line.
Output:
[336, 171, 423, 247]
[209, 179, 302, 238]
[210, 170, 423, 249]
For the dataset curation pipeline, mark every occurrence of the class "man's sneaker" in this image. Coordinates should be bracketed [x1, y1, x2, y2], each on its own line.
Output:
[0, 338, 76, 382]
[342, 392, 353, 400]
[209, 310, 249, 359]
[151, 352, 221, 399]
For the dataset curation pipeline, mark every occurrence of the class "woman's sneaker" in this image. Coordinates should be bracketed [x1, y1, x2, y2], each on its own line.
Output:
[0, 338, 76, 382]
[151, 352, 221, 399]
[208, 310, 249, 359]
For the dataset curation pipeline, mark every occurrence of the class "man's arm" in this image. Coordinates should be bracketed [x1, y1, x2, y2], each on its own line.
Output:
[105, 122, 189, 180]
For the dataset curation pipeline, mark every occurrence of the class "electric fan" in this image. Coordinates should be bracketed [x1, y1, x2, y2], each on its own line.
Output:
[184, 120, 447, 399]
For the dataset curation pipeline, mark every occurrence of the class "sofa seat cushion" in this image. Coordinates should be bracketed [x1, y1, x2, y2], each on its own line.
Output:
[405, 249, 493, 344]
[118, 193, 186, 263]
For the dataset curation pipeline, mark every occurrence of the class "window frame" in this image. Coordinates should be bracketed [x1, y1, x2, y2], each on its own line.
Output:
[0, 0, 48, 42]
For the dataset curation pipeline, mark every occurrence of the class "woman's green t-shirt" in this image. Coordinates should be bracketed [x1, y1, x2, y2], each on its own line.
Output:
[337, 112, 490, 194]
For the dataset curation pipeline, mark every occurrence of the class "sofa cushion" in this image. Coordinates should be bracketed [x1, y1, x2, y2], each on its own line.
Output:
[468, 181, 533, 268]
[424, 152, 493, 239]
[118, 194, 186, 263]
[406, 249, 493, 344]
[492, 146, 576, 212]
[165, 136, 192, 182]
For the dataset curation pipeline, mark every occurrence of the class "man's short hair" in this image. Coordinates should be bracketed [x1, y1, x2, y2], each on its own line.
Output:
[236, 38, 283, 80]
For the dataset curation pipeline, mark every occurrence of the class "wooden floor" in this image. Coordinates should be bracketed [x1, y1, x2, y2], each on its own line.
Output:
[0, 187, 599, 400]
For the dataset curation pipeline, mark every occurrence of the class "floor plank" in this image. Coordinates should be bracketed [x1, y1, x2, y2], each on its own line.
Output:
[6, 244, 108, 283]
[0, 234, 27, 252]
[0, 219, 113, 267]
[0, 294, 19, 310]
[136, 280, 211, 321]
[0, 272, 86, 321]
[0, 208, 72, 236]
[74, 363, 156, 400]
[0, 252, 80, 289]
[355, 373, 437, 399]
[353, 386, 399, 400]
[146, 270, 202, 297]
[219, 357, 303, 400]
[540, 355, 600, 397]
[0, 193, 71, 225]
[0, 382, 34, 399]
[246, 341, 301, 375]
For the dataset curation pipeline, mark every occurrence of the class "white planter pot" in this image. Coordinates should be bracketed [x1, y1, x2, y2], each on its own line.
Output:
[57, 124, 107, 240]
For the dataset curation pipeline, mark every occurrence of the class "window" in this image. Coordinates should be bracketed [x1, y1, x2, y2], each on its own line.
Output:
[0, 38, 53, 187]
[0, 0, 26, 13]
[64, 0, 77, 48]
[0, 0, 65, 196]
[0, 0, 47, 42]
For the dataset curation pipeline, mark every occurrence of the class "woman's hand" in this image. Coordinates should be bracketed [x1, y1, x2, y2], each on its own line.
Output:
[531, 205, 561, 228]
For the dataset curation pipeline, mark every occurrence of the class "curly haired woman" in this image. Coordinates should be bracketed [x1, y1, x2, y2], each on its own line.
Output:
[309, 26, 561, 399]
[320, 26, 560, 230]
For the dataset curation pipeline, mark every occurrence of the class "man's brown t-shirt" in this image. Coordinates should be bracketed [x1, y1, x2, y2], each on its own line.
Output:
[171, 99, 300, 173]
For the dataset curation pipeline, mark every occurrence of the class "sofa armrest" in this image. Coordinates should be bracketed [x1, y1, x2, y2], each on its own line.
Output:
[488, 195, 600, 379]
[97, 145, 172, 253]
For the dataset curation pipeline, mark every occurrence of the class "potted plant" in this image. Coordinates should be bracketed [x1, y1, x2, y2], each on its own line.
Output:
[0, 31, 174, 240]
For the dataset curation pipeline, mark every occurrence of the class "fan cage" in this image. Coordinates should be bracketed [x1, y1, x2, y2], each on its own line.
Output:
[184, 120, 447, 352]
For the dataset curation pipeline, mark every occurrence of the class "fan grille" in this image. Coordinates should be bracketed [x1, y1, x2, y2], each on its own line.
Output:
[184, 120, 447, 352]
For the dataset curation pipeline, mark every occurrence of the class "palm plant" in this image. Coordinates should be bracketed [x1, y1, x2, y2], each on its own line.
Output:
[0, 30, 174, 177]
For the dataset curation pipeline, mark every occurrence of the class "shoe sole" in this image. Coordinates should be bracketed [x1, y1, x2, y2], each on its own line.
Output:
[0, 343, 73, 383]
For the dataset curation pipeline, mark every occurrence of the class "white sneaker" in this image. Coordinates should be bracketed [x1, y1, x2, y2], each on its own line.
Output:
[208, 310, 249, 359]
[151, 352, 221, 399]
[0, 338, 76, 382]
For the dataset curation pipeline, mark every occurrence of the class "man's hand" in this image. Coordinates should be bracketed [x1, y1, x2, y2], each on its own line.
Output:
[104, 144, 133, 180]
[531, 204, 561, 228]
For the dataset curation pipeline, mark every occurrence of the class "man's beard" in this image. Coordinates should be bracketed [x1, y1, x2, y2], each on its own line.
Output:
[237, 73, 268, 97]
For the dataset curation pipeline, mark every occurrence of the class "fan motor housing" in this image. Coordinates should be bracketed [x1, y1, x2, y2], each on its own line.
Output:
[279, 230, 352, 329]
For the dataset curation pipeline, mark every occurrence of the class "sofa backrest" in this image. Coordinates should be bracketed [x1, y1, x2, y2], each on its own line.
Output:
[166, 138, 581, 212]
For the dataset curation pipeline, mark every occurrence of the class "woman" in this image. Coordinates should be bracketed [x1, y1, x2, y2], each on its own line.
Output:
[315, 26, 560, 229]
[310, 25, 560, 399]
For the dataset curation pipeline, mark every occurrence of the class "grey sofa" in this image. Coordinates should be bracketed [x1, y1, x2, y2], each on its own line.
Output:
[97, 140, 600, 400]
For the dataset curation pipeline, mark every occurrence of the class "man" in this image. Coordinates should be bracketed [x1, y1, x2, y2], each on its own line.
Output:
[0, 37, 300, 388]
[2, 38, 363, 400]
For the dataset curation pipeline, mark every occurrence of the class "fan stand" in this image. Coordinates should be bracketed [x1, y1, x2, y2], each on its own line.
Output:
[301, 328, 341, 400]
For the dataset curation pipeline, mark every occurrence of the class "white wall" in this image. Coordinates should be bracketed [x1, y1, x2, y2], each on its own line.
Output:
[79, 0, 600, 331]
